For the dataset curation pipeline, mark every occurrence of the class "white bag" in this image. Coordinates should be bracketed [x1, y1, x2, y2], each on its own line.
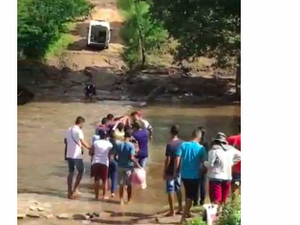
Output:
[203, 204, 218, 225]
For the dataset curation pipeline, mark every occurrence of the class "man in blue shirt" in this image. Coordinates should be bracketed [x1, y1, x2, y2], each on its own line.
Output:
[163, 124, 183, 216]
[174, 129, 207, 223]
[114, 130, 139, 205]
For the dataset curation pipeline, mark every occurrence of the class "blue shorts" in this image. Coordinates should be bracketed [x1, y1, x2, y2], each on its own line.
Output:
[166, 175, 181, 193]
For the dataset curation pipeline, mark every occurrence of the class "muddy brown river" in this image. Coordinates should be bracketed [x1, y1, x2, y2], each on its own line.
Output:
[18, 101, 240, 211]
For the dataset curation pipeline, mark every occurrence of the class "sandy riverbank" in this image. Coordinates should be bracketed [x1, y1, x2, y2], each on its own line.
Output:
[17, 193, 204, 225]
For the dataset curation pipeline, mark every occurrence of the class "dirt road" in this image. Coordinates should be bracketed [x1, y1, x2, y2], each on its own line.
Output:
[49, 0, 125, 71]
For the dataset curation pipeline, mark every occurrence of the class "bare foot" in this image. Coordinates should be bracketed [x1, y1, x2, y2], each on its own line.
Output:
[165, 211, 175, 217]
[70, 193, 79, 200]
[186, 212, 195, 218]
[67, 193, 75, 200]
[102, 196, 109, 200]
[176, 210, 183, 215]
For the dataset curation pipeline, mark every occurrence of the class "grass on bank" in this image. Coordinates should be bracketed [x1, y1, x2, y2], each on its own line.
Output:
[44, 23, 76, 59]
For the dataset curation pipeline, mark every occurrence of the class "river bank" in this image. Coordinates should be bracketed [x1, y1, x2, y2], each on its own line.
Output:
[18, 60, 240, 106]
[17, 193, 203, 224]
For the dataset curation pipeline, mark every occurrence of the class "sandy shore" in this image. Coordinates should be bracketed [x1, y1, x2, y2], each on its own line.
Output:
[17, 193, 198, 225]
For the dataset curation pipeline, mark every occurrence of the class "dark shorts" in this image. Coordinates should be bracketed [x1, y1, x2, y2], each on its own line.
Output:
[232, 172, 241, 187]
[166, 175, 181, 193]
[182, 178, 200, 200]
[91, 163, 108, 181]
[67, 158, 84, 174]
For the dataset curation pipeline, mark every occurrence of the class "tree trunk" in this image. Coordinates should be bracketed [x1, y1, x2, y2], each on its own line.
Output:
[235, 54, 241, 100]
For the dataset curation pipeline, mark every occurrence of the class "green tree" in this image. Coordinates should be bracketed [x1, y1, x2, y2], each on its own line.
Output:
[150, 0, 241, 96]
[18, 0, 92, 60]
[117, 0, 167, 69]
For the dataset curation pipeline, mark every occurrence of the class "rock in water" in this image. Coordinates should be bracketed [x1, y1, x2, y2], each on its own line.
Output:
[17, 214, 26, 219]
[57, 214, 70, 219]
[73, 214, 89, 220]
[26, 213, 40, 218]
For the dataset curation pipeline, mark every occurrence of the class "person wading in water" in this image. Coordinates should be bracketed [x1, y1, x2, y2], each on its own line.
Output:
[65, 116, 90, 199]
[89, 129, 113, 200]
[163, 125, 183, 216]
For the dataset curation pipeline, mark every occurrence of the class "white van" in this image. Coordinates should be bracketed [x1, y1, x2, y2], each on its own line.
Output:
[87, 20, 111, 49]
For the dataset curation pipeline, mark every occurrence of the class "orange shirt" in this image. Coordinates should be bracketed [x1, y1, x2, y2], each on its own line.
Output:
[227, 134, 241, 173]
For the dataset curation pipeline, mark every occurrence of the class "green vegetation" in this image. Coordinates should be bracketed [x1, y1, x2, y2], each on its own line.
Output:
[149, 0, 241, 94]
[18, 0, 93, 60]
[184, 196, 241, 225]
[117, 0, 168, 69]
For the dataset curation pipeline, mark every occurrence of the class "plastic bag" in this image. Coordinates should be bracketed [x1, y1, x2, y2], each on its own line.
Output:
[131, 168, 147, 189]
[203, 204, 218, 225]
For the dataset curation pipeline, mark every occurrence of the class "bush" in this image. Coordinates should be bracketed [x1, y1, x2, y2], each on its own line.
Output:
[217, 196, 241, 225]
[18, 0, 93, 60]
[183, 196, 241, 225]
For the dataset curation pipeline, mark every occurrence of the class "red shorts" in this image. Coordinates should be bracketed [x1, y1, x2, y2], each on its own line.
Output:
[91, 163, 108, 181]
[209, 180, 231, 204]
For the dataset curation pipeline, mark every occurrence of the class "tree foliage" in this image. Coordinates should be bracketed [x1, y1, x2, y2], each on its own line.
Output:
[117, 0, 168, 69]
[150, 0, 240, 95]
[150, 0, 240, 67]
[18, 0, 93, 60]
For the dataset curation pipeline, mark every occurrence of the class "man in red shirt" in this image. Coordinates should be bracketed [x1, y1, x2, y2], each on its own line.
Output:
[227, 131, 241, 196]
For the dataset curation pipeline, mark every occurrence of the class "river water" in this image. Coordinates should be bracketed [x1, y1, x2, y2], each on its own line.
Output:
[17, 101, 240, 212]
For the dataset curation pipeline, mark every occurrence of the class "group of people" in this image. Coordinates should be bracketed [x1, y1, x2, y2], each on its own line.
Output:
[64, 111, 241, 223]
[64, 111, 152, 204]
[163, 125, 241, 223]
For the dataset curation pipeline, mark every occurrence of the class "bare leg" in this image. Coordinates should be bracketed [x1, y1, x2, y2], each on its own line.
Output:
[165, 193, 175, 216]
[72, 173, 83, 196]
[180, 198, 192, 224]
[102, 179, 108, 199]
[119, 184, 124, 205]
[67, 173, 74, 198]
[176, 189, 183, 212]
[94, 180, 100, 200]
[127, 186, 132, 203]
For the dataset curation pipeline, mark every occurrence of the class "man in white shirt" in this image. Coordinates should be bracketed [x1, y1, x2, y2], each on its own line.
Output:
[89, 129, 113, 200]
[65, 116, 90, 199]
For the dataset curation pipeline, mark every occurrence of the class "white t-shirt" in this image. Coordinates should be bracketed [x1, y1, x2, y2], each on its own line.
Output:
[66, 125, 84, 159]
[142, 119, 150, 128]
[92, 139, 113, 166]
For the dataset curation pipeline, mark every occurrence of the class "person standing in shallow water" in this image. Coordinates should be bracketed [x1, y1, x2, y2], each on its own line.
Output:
[193, 126, 209, 206]
[174, 129, 207, 224]
[205, 133, 241, 205]
[163, 125, 183, 216]
[113, 130, 140, 205]
[226, 124, 241, 197]
[89, 129, 113, 200]
[108, 122, 126, 198]
[65, 116, 90, 199]
[132, 121, 149, 168]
